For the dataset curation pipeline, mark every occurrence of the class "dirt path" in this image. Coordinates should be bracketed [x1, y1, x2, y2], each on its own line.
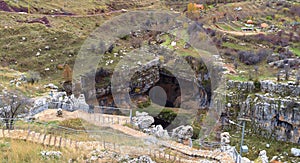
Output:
[0, 129, 233, 163]
[211, 24, 266, 36]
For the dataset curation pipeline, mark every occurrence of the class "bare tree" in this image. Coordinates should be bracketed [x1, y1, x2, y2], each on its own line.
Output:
[0, 92, 29, 129]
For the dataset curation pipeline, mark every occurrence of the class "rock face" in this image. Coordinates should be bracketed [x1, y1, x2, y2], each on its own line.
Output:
[260, 80, 300, 97]
[132, 111, 154, 129]
[226, 80, 300, 144]
[240, 94, 300, 143]
[291, 148, 300, 157]
[171, 125, 193, 142]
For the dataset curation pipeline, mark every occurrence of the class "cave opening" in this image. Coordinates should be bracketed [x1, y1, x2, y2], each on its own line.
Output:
[147, 69, 181, 108]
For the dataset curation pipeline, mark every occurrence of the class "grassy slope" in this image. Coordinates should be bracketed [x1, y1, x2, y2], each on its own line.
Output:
[0, 12, 116, 83]
[4, 0, 108, 14]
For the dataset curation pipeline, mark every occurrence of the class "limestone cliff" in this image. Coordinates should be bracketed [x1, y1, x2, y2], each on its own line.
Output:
[226, 80, 300, 144]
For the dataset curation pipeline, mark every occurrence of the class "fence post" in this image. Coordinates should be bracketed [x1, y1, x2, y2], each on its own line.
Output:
[54, 136, 57, 146]
[59, 137, 62, 148]
[26, 130, 31, 141]
[42, 134, 47, 145]
[75, 141, 78, 151]
[48, 135, 52, 146]
[64, 138, 67, 148]
[129, 109, 132, 123]
[117, 117, 120, 124]
[103, 141, 106, 149]
[70, 139, 72, 148]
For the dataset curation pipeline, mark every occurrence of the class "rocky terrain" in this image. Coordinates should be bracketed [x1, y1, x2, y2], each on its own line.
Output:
[0, 0, 300, 162]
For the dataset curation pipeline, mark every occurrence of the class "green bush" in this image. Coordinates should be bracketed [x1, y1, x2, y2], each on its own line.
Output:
[266, 15, 273, 20]
[254, 79, 261, 92]
[157, 109, 177, 124]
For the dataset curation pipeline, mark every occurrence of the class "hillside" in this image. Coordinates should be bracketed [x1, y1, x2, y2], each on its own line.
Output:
[0, 0, 300, 163]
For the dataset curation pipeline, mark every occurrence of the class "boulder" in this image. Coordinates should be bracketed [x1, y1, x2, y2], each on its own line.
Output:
[136, 111, 149, 117]
[151, 125, 169, 139]
[291, 148, 300, 157]
[44, 83, 58, 89]
[171, 125, 193, 142]
[133, 111, 154, 129]
[257, 150, 268, 163]
[242, 157, 252, 163]
[220, 132, 231, 144]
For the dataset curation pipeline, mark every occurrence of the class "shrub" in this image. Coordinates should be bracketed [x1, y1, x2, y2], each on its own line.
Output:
[254, 80, 261, 92]
[157, 109, 177, 124]
[58, 118, 85, 130]
[238, 49, 271, 65]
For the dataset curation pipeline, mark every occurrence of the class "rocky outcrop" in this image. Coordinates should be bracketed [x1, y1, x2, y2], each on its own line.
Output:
[171, 125, 193, 142]
[132, 111, 154, 129]
[227, 80, 255, 93]
[260, 80, 300, 97]
[227, 80, 300, 97]
[150, 125, 170, 139]
[226, 80, 300, 144]
[240, 93, 300, 143]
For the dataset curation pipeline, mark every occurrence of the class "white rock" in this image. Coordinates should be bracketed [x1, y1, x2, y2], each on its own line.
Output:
[220, 132, 231, 144]
[171, 41, 176, 47]
[241, 157, 251, 163]
[291, 148, 300, 157]
[44, 83, 58, 89]
[171, 125, 193, 141]
[259, 150, 269, 163]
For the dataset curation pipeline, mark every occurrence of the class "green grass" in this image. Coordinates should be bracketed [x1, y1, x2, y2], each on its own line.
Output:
[0, 138, 83, 162]
[222, 42, 252, 51]
[217, 23, 235, 31]
[226, 74, 248, 82]
[229, 129, 300, 162]
[0, 11, 113, 83]
[290, 47, 300, 57]
[4, 0, 108, 15]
